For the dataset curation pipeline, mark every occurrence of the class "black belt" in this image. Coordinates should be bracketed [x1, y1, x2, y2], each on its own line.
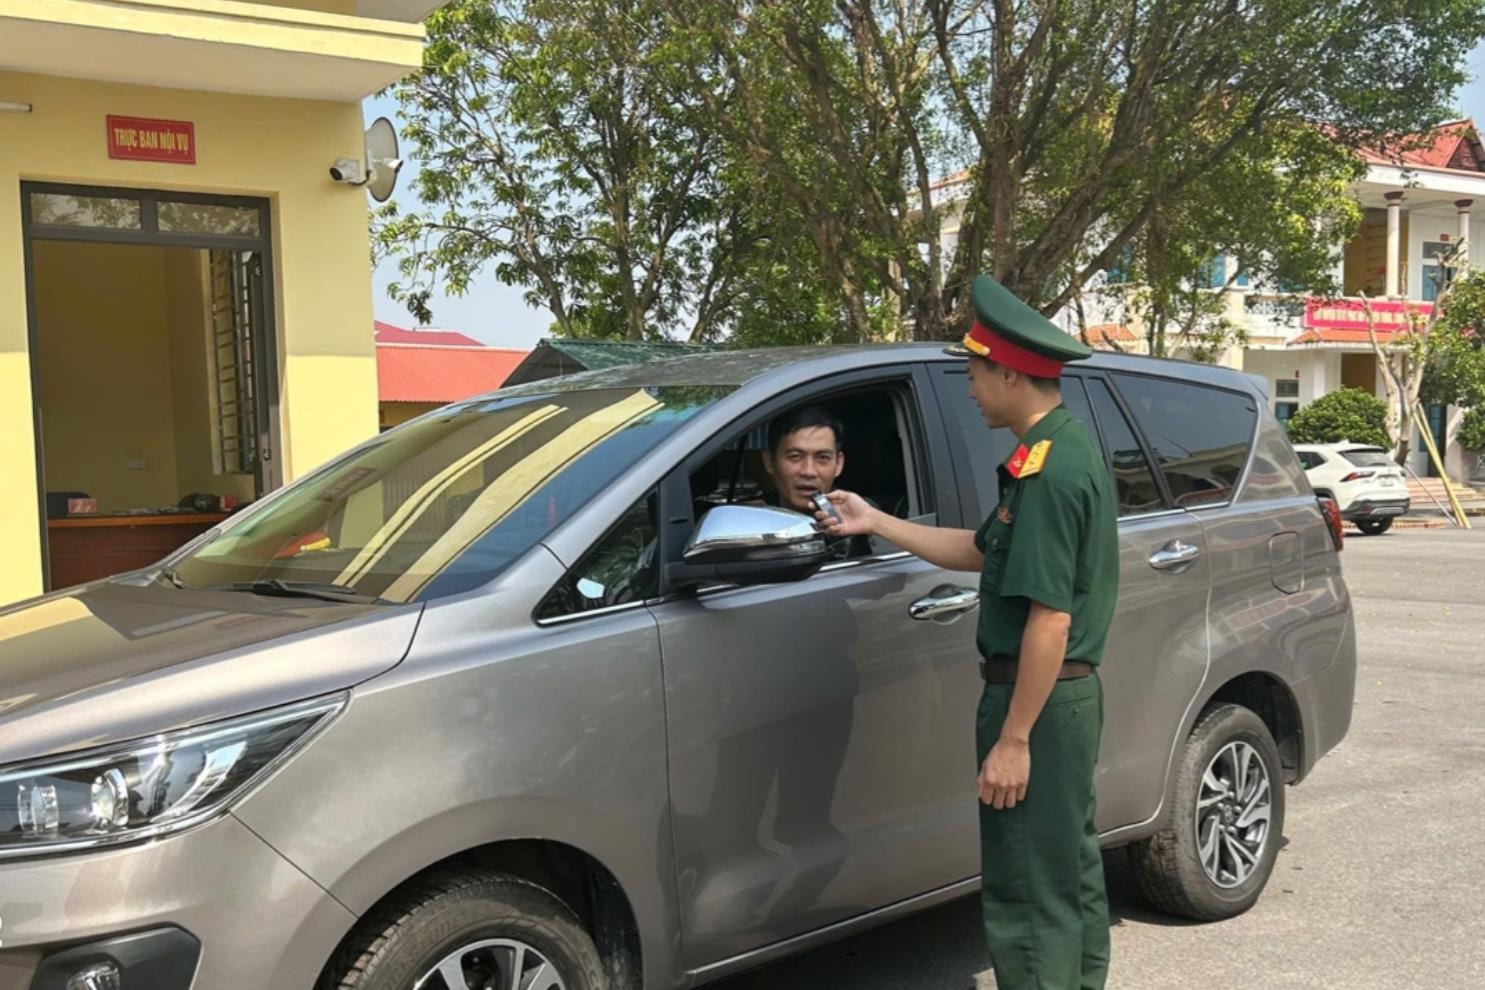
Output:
[979, 659, 1094, 684]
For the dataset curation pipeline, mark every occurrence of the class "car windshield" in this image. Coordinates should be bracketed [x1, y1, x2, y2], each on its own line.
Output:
[168, 386, 731, 602]
[1342, 449, 1394, 468]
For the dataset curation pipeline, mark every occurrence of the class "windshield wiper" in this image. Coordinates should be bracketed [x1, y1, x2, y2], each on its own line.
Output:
[203, 578, 390, 605]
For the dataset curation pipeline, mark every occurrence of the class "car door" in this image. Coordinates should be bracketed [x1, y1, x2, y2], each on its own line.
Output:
[928, 365, 1212, 832]
[648, 367, 984, 969]
[1079, 373, 1214, 829]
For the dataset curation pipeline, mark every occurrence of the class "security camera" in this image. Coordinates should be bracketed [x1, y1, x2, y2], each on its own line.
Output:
[329, 158, 365, 185]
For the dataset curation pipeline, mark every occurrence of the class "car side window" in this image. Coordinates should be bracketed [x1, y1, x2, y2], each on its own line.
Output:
[1085, 379, 1166, 517]
[685, 383, 923, 564]
[939, 373, 1103, 516]
[1111, 374, 1258, 508]
[1060, 377, 1100, 457]
[936, 370, 1017, 514]
[536, 491, 660, 619]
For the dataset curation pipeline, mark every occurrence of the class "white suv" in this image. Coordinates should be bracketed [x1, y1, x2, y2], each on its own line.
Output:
[1294, 442, 1410, 534]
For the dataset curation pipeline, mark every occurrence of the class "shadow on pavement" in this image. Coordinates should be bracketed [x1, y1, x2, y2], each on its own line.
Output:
[713, 849, 1225, 989]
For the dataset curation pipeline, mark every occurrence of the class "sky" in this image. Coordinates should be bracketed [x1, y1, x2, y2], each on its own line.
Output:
[365, 41, 1485, 351]
[362, 92, 553, 350]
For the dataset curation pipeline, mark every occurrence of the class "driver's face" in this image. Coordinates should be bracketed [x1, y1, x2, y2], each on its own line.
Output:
[763, 426, 844, 512]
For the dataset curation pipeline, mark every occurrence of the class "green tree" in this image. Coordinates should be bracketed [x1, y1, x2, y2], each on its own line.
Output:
[1424, 269, 1485, 409]
[384, 0, 1485, 345]
[378, 0, 832, 341]
[665, 0, 1485, 340]
[1284, 387, 1390, 448]
[1095, 122, 1364, 358]
[1457, 408, 1485, 453]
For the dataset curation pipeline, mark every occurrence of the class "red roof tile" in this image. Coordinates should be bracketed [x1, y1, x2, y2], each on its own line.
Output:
[374, 320, 485, 348]
[1288, 327, 1407, 346]
[377, 344, 529, 403]
[1084, 323, 1137, 346]
[1359, 120, 1485, 171]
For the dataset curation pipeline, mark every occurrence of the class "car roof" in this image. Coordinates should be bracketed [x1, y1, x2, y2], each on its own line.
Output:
[1293, 442, 1388, 452]
[490, 342, 1262, 396]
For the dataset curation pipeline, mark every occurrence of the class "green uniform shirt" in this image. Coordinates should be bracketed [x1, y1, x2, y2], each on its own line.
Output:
[974, 406, 1119, 665]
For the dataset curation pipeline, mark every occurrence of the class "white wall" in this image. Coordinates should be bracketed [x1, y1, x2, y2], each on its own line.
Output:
[1240, 350, 1335, 413]
[1404, 208, 1485, 300]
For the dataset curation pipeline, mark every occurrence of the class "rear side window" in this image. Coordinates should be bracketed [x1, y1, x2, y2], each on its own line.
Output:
[1112, 374, 1258, 508]
[936, 373, 1106, 514]
[1085, 379, 1165, 517]
[935, 371, 1018, 513]
[1342, 449, 1393, 467]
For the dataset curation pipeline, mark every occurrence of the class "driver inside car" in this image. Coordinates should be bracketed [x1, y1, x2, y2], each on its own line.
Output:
[761, 406, 874, 560]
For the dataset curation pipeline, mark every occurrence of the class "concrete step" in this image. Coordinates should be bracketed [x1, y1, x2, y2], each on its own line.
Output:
[1405, 478, 1485, 501]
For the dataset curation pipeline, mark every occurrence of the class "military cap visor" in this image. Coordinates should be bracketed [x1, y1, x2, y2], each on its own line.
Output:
[945, 274, 1093, 375]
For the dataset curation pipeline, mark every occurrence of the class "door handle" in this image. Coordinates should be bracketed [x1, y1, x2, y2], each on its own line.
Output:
[1149, 540, 1201, 571]
[910, 585, 980, 622]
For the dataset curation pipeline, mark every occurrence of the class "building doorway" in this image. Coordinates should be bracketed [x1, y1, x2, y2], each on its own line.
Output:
[1424, 403, 1449, 478]
[22, 183, 279, 590]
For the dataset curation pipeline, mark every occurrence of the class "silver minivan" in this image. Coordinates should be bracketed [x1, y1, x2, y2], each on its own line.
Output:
[0, 345, 1355, 990]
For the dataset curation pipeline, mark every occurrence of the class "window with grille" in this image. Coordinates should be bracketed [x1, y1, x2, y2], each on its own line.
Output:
[208, 249, 261, 476]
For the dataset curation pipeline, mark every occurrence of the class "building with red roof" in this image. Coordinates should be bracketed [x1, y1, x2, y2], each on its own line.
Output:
[374, 322, 528, 430]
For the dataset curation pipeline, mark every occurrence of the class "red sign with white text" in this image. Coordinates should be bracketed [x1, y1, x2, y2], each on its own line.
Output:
[106, 115, 196, 164]
[1303, 297, 1431, 331]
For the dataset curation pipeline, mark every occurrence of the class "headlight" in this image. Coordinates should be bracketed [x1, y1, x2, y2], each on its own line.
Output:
[0, 695, 344, 858]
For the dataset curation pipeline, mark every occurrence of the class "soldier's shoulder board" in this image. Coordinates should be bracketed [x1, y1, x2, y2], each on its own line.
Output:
[1011, 439, 1052, 478]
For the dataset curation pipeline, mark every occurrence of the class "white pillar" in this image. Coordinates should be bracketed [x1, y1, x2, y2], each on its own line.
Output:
[1385, 191, 1404, 297]
[1458, 200, 1473, 268]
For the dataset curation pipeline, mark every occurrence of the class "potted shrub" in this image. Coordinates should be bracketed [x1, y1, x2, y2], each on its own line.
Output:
[1458, 408, 1485, 483]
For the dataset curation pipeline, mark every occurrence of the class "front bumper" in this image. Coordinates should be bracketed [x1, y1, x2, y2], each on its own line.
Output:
[1341, 497, 1410, 520]
[0, 815, 355, 990]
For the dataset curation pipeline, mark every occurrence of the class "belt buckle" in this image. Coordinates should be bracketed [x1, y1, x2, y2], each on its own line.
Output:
[978, 658, 988, 681]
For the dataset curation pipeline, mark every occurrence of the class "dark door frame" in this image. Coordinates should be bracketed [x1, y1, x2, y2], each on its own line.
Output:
[20, 181, 282, 591]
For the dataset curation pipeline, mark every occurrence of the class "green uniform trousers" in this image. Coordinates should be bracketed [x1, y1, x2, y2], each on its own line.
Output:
[976, 674, 1109, 990]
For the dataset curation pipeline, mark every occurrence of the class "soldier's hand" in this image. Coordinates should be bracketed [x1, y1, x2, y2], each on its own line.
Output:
[817, 490, 875, 537]
[978, 739, 1030, 810]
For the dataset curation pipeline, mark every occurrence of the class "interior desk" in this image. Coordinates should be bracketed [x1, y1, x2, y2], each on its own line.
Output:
[47, 513, 228, 589]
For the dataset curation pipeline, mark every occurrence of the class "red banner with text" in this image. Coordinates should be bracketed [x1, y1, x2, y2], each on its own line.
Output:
[106, 115, 196, 165]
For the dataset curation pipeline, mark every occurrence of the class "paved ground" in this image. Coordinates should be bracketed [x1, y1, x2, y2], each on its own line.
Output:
[716, 528, 1485, 989]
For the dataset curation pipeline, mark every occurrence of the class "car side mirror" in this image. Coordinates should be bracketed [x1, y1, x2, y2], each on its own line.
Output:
[665, 505, 830, 590]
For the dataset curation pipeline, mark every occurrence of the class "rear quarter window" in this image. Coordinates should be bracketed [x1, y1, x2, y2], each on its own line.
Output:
[1342, 449, 1394, 468]
[1111, 373, 1258, 508]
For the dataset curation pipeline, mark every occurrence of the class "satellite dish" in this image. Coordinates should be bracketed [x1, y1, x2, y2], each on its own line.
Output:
[364, 116, 404, 203]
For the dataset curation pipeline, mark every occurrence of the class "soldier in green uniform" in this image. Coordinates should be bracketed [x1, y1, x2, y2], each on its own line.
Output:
[820, 273, 1120, 989]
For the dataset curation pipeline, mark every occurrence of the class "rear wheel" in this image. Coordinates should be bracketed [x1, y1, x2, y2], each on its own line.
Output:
[321, 871, 607, 990]
[1355, 518, 1393, 535]
[1128, 704, 1285, 921]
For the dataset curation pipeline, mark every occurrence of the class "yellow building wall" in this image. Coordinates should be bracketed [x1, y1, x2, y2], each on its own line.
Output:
[31, 242, 261, 515]
[1345, 209, 1388, 296]
[33, 241, 182, 512]
[379, 401, 443, 430]
[0, 70, 380, 603]
[255, 0, 360, 13]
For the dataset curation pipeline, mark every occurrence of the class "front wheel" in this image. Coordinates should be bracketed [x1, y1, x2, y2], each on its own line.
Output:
[1127, 703, 1286, 921]
[1355, 518, 1393, 535]
[320, 871, 607, 990]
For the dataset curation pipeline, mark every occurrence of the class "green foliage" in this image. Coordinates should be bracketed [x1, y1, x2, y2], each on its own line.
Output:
[1457, 408, 1485, 452]
[1424, 270, 1485, 408]
[379, 0, 1485, 347]
[1284, 388, 1390, 448]
[377, 0, 836, 342]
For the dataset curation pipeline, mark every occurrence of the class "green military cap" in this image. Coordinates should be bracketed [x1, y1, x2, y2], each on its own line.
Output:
[946, 273, 1093, 374]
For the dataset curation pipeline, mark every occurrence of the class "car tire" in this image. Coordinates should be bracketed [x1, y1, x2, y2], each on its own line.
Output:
[1127, 703, 1286, 921]
[1355, 518, 1393, 535]
[320, 870, 607, 990]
